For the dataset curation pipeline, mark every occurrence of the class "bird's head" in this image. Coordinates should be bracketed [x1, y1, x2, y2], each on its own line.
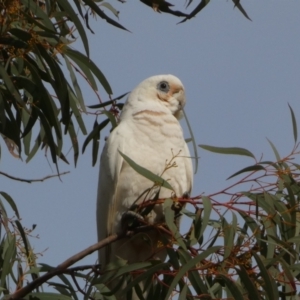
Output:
[126, 74, 186, 119]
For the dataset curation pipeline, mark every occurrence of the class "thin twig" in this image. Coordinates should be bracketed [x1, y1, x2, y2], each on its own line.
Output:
[0, 171, 70, 183]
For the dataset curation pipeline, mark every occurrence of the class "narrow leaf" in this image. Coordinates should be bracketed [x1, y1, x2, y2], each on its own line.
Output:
[178, 0, 210, 24]
[236, 266, 262, 299]
[266, 138, 281, 161]
[65, 48, 112, 94]
[197, 196, 212, 240]
[164, 199, 187, 250]
[67, 121, 79, 166]
[227, 164, 265, 180]
[65, 56, 86, 113]
[0, 64, 29, 113]
[215, 274, 244, 299]
[288, 103, 298, 143]
[232, 0, 252, 20]
[82, 118, 109, 154]
[119, 152, 173, 190]
[57, 0, 89, 56]
[0, 191, 20, 218]
[183, 109, 198, 174]
[103, 110, 118, 129]
[252, 251, 279, 300]
[82, 0, 129, 32]
[100, 2, 120, 18]
[199, 144, 255, 158]
[165, 246, 221, 300]
[24, 293, 72, 300]
[88, 92, 129, 109]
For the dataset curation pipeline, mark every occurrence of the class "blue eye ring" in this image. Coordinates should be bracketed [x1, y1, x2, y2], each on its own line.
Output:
[157, 81, 170, 93]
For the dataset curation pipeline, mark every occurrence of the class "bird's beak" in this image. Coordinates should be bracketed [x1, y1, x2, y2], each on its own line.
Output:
[171, 86, 185, 108]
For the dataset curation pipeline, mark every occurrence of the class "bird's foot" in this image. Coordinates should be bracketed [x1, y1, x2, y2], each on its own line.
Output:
[122, 211, 145, 229]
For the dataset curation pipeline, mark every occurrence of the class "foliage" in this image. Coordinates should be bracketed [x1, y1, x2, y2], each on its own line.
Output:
[1, 109, 300, 299]
[3, 1, 299, 300]
[0, 0, 251, 168]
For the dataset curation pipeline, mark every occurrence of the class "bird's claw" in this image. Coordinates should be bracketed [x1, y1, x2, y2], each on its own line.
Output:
[122, 211, 145, 229]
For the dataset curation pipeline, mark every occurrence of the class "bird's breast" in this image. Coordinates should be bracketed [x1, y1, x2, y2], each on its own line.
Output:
[131, 109, 184, 142]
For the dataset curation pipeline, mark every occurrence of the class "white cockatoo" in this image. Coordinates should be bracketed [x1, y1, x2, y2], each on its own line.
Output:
[97, 74, 193, 297]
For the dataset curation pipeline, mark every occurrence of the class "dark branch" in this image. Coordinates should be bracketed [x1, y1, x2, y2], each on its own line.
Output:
[0, 171, 70, 183]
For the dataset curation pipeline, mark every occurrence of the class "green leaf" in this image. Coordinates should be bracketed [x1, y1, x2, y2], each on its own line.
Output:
[92, 120, 101, 167]
[119, 152, 174, 190]
[252, 252, 279, 300]
[166, 252, 180, 273]
[123, 262, 170, 295]
[0, 93, 6, 129]
[24, 293, 73, 300]
[232, 0, 252, 21]
[65, 56, 86, 113]
[56, 0, 89, 57]
[215, 274, 244, 299]
[227, 164, 265, 179]
[82, 0, 129, 32]
[222, 217, 234, 259]
[68, 89, 87, 135]
[63, 51, 97, 90]
[64, 48, 112, 94]
[26, 129, 44, 163]
[0, 64, 29, 113]
[183, 109, 198, 174]
[165, 246, 222, 300]
[178, 0, 210, 24]
[0, 191, 20, 218]
[22, 106, 38, 139]
[164, 199, 187, 250]
[199, 144, 255, 158]
[266, 138, 281, 161]
[67, 121, 79, 166]
[177, 249, 209, 295]
[15, 220, 30, 257]
[279, 258, 296, 295]
[82, 118, 109, 154]
[102, 110, 118, 129]
[178, 284, 187, 300]
[88, 92, 129, 109]
[36, 44, 70, 126]
[21, 107, 32, 155]
[24, 56, 62, 140]
[36, 110, 57, 164]
[100, 2, 120, 18]
[236, 266, 262, 299]
[196, 196, 212, 241]
[238, 211, 261, 247]
[113, 262, 153, 279]
[288, 103, 298, 143]
[20, 0, 56, 31]
[0, 233, 16, 289]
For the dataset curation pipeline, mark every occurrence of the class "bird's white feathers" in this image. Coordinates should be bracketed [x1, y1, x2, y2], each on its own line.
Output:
[97, 74, 193, 267]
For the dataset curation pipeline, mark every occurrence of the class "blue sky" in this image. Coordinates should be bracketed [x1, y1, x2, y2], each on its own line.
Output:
[1, 0, 300, 288]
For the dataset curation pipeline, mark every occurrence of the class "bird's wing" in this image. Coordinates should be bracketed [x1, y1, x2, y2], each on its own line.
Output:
[96, 128, 125, 264]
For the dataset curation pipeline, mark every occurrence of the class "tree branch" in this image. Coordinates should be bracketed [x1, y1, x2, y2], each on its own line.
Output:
[8, 225, 157, 299]
[0, 171, 70, 183]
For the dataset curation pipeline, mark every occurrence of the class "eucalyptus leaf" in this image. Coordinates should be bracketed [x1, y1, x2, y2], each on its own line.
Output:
[119, 152, 174, 190]
[199, 144, 255, 158]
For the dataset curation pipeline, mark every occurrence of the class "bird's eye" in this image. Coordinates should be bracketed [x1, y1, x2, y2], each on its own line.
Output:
[157, 81, 170, 93]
